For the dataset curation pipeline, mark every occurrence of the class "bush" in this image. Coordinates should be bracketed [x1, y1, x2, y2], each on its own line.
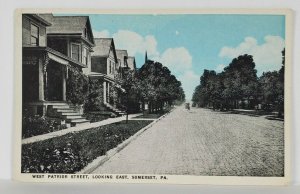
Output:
[83, 112, 111, 123]
[84, 79, 104, 111]
[66, 66, 89, 105]
[22, 114, 67, 138]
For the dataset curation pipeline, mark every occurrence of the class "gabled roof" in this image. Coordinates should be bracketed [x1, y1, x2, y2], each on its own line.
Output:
[39, 14, 95, 45]
[92, 38, 112, 56]
[116, 50, 128, 68]
[24, 14, 52, 26]
[127, 56, 136, 70]
[92, 38, 117, 63]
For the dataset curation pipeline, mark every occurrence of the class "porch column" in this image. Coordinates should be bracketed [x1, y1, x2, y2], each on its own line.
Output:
[103, 81, 107, 103]
[38, 58, 44, 101]
[107, 82, 110, 104]
[62, 65, 66, 101]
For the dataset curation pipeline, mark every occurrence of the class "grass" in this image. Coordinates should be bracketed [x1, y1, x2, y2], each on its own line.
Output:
[134, 107, 172, 119]
[21, 120, 152, 174]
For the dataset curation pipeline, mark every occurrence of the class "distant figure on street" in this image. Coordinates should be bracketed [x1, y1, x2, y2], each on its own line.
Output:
[185, 102, 190, 110]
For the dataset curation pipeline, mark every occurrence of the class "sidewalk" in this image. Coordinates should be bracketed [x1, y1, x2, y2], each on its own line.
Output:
[22, 113, 142, 145]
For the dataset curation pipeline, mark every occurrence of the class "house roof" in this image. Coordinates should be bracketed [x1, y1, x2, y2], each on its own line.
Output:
[92, 38, 112, 56]
[92, 38, 117, 62]
[127, 56, 136, 70]
[116, 50, 128, 67]
[25, 14, 52, 26]
[39, 14, 95, 45]
[46, 16, 88, 34]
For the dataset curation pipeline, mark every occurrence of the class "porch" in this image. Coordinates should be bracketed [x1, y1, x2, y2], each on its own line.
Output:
[22, 47, 89, 126]
[88, 72, 126, 116]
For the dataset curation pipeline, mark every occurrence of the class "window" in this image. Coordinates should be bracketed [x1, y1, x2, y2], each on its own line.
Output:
[71, 44, 80, 61]
[30, 24, 39, 46]
[109, 61, 112, 74]
[84, 28, 88, 38]
[82, 47, 88, 65]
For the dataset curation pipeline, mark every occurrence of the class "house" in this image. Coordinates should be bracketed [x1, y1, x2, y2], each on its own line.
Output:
[127, 56, 136, 70]
[116, 49, 128, 68]
[85, 38, 125, 115]
[22, 14, 94, 126]
[89, 38, 117, 104]
[40, 14, 95, 70]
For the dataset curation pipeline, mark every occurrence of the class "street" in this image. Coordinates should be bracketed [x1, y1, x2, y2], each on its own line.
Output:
[92, 105, 284, 176]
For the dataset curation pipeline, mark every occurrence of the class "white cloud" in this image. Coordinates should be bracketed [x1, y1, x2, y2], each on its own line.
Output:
[219, 35, 285, 74]
[215, 64, 226, 73]
[178, 71, 200, 101]
[157, 47, 193, 74]
[112, 30, 159, 57]
[93, 30, 110, 38]
[175, 30, 179, 35]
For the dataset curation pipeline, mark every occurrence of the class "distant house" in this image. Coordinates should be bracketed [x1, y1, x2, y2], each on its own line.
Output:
[116, 49, 128, 68]
[127, 56, 136, 70]
[22, 14, 94, 125]
[89, 38, 118, 104]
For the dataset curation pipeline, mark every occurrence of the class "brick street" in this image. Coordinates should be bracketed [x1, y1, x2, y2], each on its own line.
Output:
[92, 105, 284, 176]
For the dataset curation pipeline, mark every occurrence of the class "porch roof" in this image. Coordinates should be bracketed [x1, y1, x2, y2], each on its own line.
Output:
[23, 46, 87, 68]
[88, 72, 115, 82]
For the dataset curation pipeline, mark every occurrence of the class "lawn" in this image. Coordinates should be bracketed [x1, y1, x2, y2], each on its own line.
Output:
[135, 113, 164, 119]
[134, 108, 172, 119]
[21, 120, 152, 173]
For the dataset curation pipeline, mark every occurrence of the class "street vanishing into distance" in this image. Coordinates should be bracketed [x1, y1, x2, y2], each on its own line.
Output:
[92, 105, 284, 176]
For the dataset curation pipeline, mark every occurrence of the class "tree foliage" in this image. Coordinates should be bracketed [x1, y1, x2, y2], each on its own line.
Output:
[84, 79, 104, 111]
[192, 51, 284, 116]
[66, 66, 89, 105]
[117, 60, 185, 113]
[136, 61, 185, 112]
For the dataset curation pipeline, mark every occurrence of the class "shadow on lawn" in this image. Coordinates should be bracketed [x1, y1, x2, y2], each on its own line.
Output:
[208, 109, 284, 121]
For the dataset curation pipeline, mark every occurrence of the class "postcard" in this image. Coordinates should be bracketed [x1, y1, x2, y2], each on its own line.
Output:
[13, 9, 293, 185]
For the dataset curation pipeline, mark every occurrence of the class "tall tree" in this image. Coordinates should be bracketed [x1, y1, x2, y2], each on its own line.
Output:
[222, 54, 258, 109]
[136, 60, 185, 113]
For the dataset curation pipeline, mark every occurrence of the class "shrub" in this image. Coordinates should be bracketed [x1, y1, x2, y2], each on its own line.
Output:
[83, 112, 111, 123]
[84, 79, 104, 111]
[66, 66, 89, 105]
[22, 114, 67, 138]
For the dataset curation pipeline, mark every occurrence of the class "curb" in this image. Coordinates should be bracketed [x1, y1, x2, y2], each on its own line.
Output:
[77, 109, 172, 174]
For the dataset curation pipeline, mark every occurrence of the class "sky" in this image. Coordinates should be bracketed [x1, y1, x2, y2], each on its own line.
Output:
[63, 14, 285, 100]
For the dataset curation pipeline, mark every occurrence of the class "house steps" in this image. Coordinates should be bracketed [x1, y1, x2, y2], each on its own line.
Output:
[49, 103, 90, 127]
[103, 102, 126, 116]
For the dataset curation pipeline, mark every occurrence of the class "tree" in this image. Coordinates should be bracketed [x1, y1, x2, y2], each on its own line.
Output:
[136, 60, 185, 113]
[192, 54, 259, 110]
[222, 54, 258, 109]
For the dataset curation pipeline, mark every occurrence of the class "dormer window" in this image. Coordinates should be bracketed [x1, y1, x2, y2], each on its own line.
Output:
[30, 24, 39, 46]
